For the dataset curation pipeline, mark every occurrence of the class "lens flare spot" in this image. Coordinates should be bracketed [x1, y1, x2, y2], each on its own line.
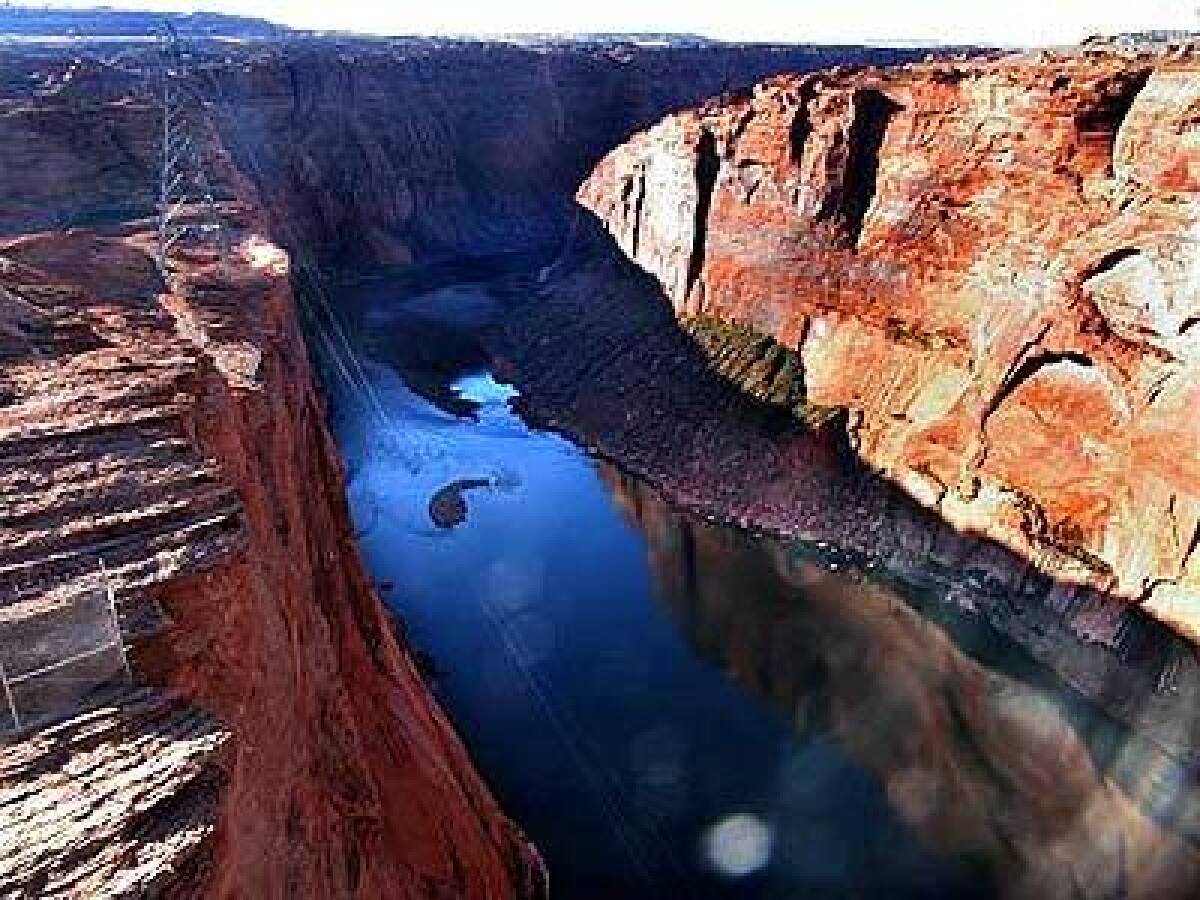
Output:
[702, 814, 772, 878]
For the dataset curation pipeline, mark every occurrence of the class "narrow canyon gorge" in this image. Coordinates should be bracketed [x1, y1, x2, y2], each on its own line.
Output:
[3, 14, 1200, 900]
[0, 29, 928, 899]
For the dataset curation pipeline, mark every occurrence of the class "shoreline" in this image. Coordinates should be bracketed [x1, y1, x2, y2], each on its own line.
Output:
[477, 251, 1200, 771]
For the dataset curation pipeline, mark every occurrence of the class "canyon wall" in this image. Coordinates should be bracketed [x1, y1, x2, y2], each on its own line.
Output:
[0, 63, 544, 898]
[577, 48, 1200, 639]
[203, 41, 933, 267]
[0, 41, 931, 263]
[0, 35, 931, 898]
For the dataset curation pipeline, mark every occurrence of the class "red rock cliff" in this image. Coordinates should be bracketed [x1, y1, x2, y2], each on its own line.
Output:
[579, 48, 1200, 639]
[0, 67, 543, 898]
[0, 38, 926, 896]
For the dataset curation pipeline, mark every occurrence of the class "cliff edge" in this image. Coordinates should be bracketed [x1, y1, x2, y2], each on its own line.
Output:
[579, 47, 1200, 639]
[0, 83, 544, 899]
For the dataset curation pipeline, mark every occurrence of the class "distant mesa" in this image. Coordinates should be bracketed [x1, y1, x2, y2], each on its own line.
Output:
[0, 6, 286, 40]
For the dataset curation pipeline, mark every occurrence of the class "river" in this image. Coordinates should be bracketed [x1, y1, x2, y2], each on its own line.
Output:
[326, 264, 1200, 900]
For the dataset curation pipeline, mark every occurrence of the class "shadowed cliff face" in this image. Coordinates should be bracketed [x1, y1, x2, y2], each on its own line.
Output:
[577, 49, 1200, 640]
[601, 466, 1200, 900]
[0, 38, 947, 897]
[212, 42, 952, 267]
[0, 41, 934, 264]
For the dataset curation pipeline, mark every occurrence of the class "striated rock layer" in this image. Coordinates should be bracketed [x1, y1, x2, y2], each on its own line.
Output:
[1, 690, 232, 897]
[578, 48, 1200, 639]
[0, 74, 543, 898]
[0, 35, 935, 898]
[0, 41, 932, 264]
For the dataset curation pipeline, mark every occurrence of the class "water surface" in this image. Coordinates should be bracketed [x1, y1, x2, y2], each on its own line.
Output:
[328, 268, 1200, 900]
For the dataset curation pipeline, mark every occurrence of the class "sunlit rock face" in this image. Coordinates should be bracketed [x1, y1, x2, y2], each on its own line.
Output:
[602, 466, 1200, 900]
[0, 41, 931, 265]
[578, 49, 1200, 638]
[0, 54, 546, 898]
[209, 42, 933, 267]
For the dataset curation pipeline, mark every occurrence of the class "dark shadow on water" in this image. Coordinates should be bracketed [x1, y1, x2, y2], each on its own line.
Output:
[600, 463, 1200, 898]
[490, 206, 1200, 772]
[319, 248, 1200, 900]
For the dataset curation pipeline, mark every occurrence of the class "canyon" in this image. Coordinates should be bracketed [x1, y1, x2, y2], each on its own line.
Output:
[0, 29, 931, 900]
[0, 170, 546, 898]
[5, 13, 1200, 898]
[572, 46, 1200, 647]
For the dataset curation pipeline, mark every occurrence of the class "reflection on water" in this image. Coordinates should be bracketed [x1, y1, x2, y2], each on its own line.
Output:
[330, 273, 1200, 900]
[604, 465, 1200, 899]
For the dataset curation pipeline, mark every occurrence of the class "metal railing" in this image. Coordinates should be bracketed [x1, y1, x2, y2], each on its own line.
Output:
[0, 561, 131, 733]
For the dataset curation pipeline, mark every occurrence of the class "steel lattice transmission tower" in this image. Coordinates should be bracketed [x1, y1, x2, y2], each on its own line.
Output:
[155, 22, 226, 278]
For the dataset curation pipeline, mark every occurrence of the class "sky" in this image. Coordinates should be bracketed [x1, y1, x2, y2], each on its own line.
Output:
[28, 0, 1200, 46]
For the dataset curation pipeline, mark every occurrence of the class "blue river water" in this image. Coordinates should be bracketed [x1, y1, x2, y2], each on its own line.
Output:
[328, 272, 1199, 900]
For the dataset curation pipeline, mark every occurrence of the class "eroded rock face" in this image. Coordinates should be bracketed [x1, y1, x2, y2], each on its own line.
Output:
[0, 81, 543, 899]
[578, 49, 1200, 638]
[0, 42, 934, 264]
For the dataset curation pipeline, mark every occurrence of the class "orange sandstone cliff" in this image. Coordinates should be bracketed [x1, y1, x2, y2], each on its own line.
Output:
[0, 37, 927, 896]
[578, 48, 1200, 639]
[0, 80, 543, 900]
